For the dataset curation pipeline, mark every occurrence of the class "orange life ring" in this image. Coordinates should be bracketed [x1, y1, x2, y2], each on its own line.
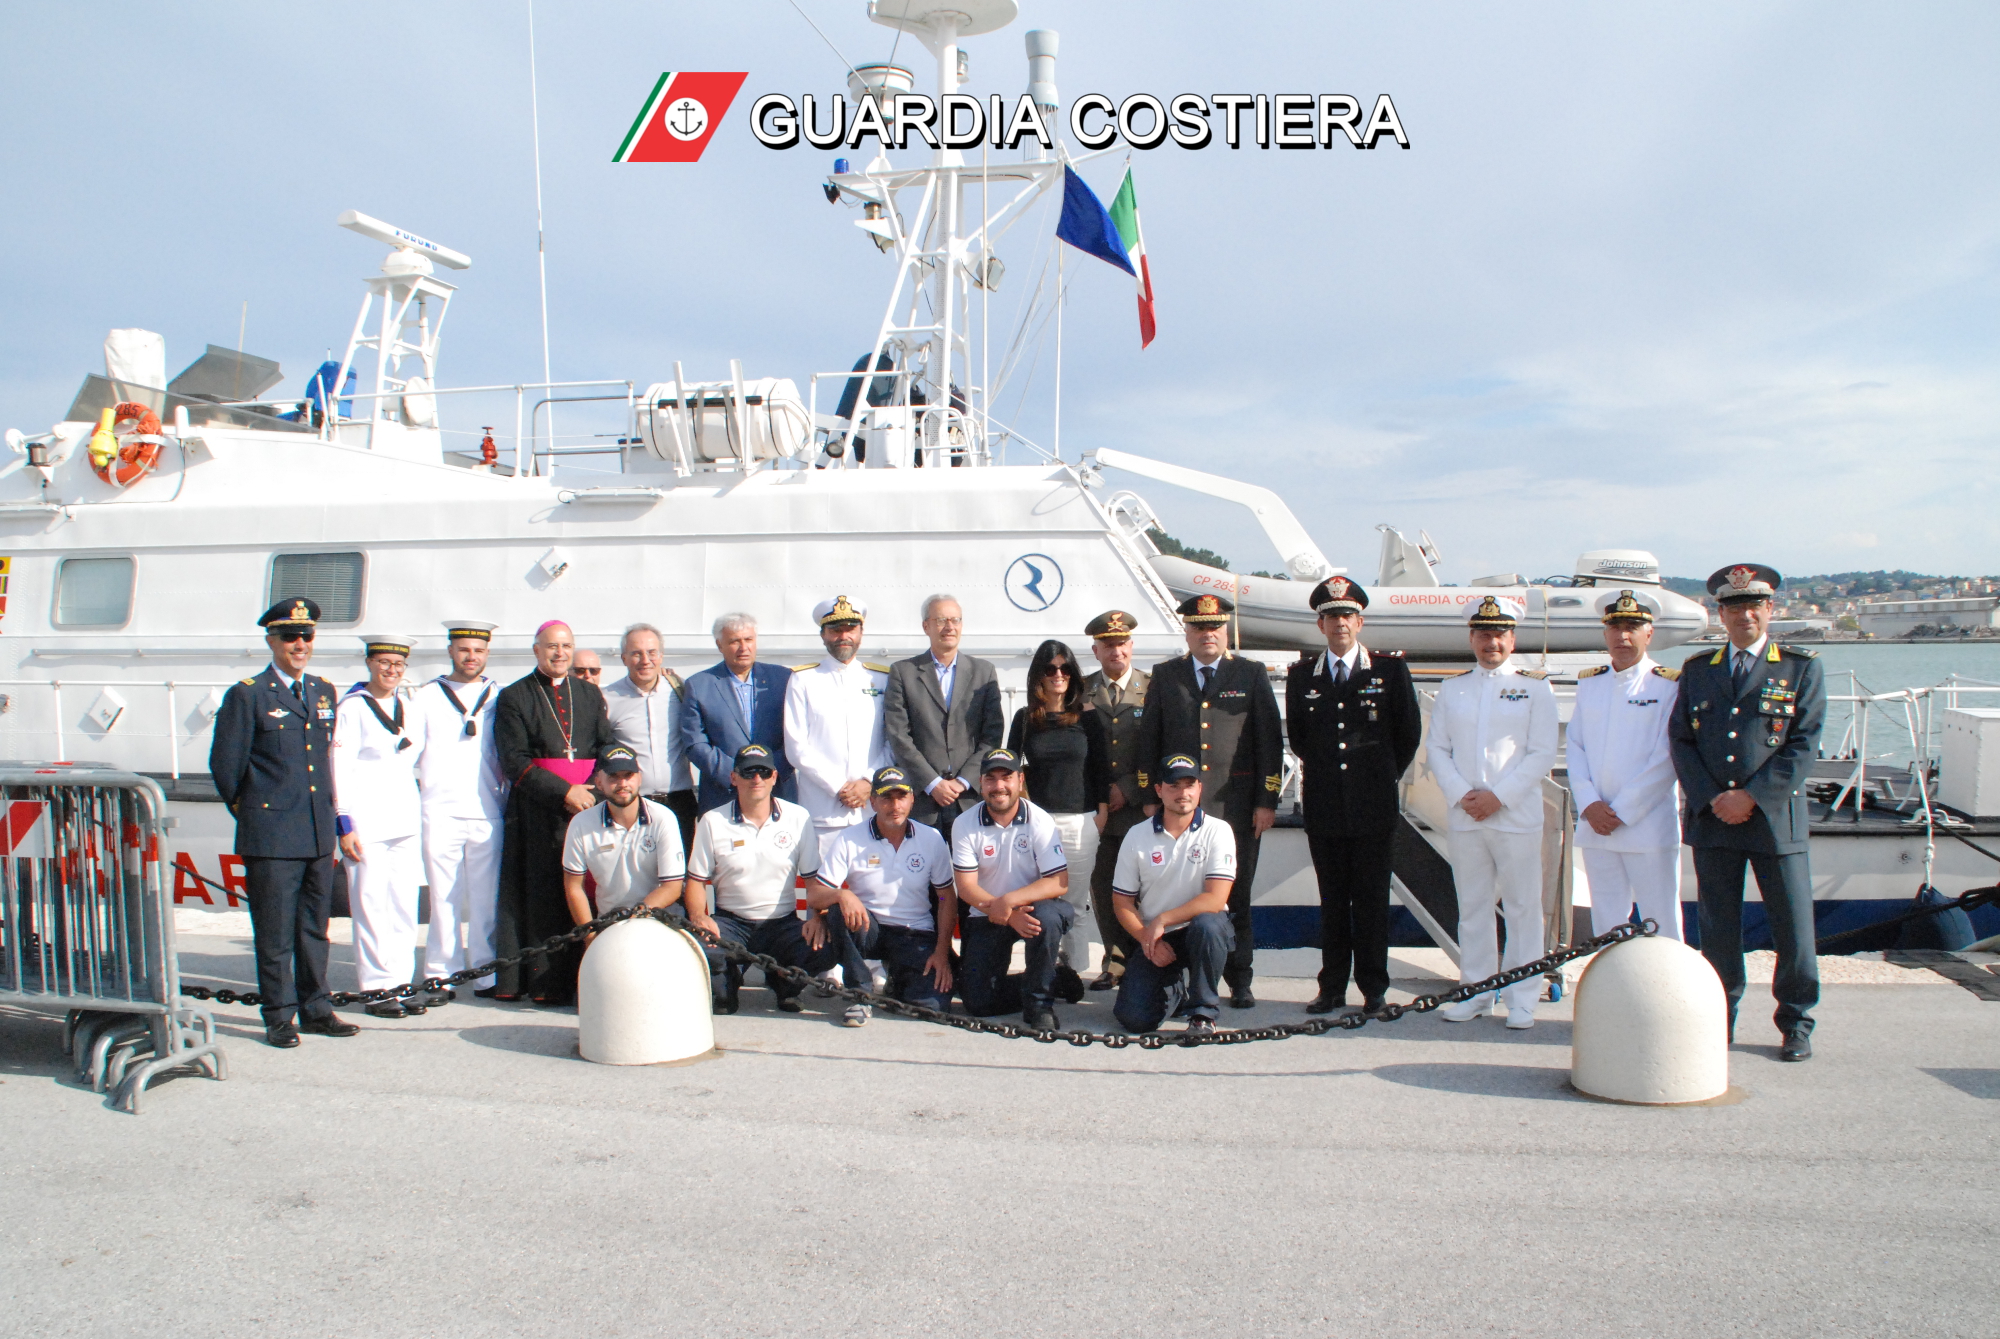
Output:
[94, 401, 164, 487]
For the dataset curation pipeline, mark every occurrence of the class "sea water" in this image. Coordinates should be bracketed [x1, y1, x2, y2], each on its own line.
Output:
[1807, 641, 2000, 764]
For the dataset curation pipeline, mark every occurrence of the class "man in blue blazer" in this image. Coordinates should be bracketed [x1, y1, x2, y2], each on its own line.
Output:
[680, 612, 796, 813]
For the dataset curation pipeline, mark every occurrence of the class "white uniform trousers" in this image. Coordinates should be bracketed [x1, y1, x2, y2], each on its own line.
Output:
[423, 814, 501, 986]
[1047, 811, 1102, 969]
[1448, 826, 1545, 1012]
[346, 834, 424, 992]
[1582, 846, 1684, 942]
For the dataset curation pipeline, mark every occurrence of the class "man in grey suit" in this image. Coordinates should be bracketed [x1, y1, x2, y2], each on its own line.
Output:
[883, 593, 1005, 836]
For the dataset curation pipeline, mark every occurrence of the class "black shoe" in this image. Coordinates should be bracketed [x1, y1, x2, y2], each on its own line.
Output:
[365, 999, 408, 1019]
[399, 997, 429, 1016]
[713, 996, 739, 1016]
[776, 996, 805, 1014]
[300, 1013, 360, 1037]
[1304, 993, 1339, 1015]
[1088, 971, 1120, 992]
[264, 1022, 300, 1049]
[1363, 997, 1391, 1019]
[1024, 1007, 1060, 1031]
[1780, 1028, 1812, 1062]
[1053, 964, 1086, 1004]
[1185, 1016, 1216, 1035]
[473, 987, 501, 999]
[1228, 986, 1255, 1010]
[420, 988, 456, 1009]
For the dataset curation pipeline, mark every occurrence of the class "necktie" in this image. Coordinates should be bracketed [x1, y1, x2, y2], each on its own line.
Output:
[1733, 649, 1754, 693]
[1333, 657, 1349, 686]
[292, 678, 303, 702]
[1199, 664, 1213, 696]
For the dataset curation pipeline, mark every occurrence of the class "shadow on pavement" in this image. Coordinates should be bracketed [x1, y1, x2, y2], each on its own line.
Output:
[458, 1024, 580, 1059]
[1921, 1067, 2000, 1099]
[1371, 1061, 1581, 1101]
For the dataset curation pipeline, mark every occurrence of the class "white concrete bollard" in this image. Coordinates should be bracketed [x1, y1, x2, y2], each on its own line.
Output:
[577, 917, 717, 1065]
[1571, 935, 1730, 1105]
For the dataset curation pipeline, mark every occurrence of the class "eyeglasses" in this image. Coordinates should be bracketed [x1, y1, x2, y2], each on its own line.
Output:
[273, 630, 315, 643]
[737, 766, 775, 780]
[574, 667, 601, 678]
[927, 618, 964, 628]
[1044, 665, 1071, 678]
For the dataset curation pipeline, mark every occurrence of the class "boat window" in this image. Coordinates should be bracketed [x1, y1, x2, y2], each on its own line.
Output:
[55, 556, 135, 626]
[269, 552, 365, 624]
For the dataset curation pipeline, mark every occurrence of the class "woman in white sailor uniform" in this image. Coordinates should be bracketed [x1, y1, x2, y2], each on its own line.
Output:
[413, 620, 508, 993]
[332, 636, 438, 1018]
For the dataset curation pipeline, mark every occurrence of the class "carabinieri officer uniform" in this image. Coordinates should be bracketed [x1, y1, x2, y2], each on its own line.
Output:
[1669, 562, 1826, 1059]
[208, 597, 359, 1047]
[1285, 577, 1422, 1016]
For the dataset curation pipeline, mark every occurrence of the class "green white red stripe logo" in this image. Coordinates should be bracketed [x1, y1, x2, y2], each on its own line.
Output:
[615, 71, 748, 163]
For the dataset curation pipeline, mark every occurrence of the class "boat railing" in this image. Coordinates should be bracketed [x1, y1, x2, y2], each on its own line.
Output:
[1822, 677, 2000, 819]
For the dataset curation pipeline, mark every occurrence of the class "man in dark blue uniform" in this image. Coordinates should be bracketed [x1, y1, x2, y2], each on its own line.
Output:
[209, 598, 360, 1048]
[1668, 563, 1825, 1061]
[1286, 577, 1423, 1017]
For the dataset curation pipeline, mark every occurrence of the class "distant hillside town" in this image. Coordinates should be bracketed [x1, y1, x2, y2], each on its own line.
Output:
[1665, 571, 2000, 639]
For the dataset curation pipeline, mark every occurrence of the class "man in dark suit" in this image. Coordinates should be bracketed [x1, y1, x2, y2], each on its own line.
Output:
[493, 619, 619, 1003]
[1081, 609, 1150, 990]
[681, 612, 795, 814]
[1286, 577, 1422, 1016]
[1669, 562, 1826, 1061]
[1134, 592, 1283, 1008]
[883, 593, 1004, 836]
[208, 597, 360, 1048]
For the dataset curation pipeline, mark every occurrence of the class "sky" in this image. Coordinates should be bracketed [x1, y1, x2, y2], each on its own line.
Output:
[1, 2, 1995, 583]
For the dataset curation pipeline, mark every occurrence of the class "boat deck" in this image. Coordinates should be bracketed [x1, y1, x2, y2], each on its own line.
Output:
[3, 930, 1998, 1336]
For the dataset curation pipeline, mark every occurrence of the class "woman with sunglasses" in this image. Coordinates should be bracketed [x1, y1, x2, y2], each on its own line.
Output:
[1006, 640, 1110, 982]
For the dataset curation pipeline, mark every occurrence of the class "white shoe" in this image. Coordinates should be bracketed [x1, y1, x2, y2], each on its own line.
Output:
[1439, 998, 1486, 1023]
[843, 1004, 871, 1028]
[1505, 1007, 1535, 1030]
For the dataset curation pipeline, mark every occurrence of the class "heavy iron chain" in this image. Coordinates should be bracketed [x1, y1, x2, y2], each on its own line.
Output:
[1812, 883, 1999, 953]
[181, 910, 1655, 1046]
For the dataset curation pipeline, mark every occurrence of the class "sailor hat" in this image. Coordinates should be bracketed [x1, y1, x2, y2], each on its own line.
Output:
[732, 743, 777, 775]
[1599, 589, 1657, 625]
[259, 597, 320, 632]
[1156, 754, 1201, 783]
[1309, 575, 1368, 615]
[361, 636, 416, 658]
[871, 766, 914, 795]
[1465, 594, 1525, 629]
[1707, 563, 1781, 604]
[596, 745, 641, 775]
[443, 620, 497, 642]
[814, 594, 867, 627]
[1176, 593, 1234, 627]
[978, 746, 1026, 774]
[1085, 609, 1138, 641]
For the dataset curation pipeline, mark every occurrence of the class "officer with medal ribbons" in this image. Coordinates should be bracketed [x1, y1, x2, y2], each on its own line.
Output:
[1669, 563, 1826, 1060]
[1133, 592, 1283, 1009]
[1426, 594, 1559, 1028]
[1080, 609, 1150, 990]
[412, 620, 507, 994]
[209, 598, 360, 1047]
[1285, 577, 1422, 1017]
[1569, 591, 1685, 941]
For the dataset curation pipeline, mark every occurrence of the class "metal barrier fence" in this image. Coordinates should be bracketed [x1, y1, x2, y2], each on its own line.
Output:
[0, 762, 225, 1112]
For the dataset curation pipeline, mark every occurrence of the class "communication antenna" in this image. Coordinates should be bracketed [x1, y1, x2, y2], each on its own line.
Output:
[527, 0, 555, 456]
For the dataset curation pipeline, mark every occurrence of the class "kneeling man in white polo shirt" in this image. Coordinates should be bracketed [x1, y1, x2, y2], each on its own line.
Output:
[806, 766, 955, 1027]
[1112, 755, 1237, 1034]
[951, 747, 1072, 1030]
[684, 744, 836, 1014]
[560, 747, 687, 941]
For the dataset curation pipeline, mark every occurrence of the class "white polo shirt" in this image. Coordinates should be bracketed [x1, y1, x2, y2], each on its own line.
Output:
[949, 799, 1067, 919]
[1113, 809, 1237, 924]
[687, 798, 819, 921]
[817, 819, 951, 931]
[561, 799, 687, 913]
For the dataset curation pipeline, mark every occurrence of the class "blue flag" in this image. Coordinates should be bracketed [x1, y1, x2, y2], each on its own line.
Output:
[1055, 166, 1135, 276]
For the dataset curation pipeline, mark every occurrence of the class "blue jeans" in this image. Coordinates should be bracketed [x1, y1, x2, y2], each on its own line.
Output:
[1115, 912, 1235, 1031]
[958, 897, 1076, 1016]
[703, 910, 839, 1005]
[831, 911, 950, 1011]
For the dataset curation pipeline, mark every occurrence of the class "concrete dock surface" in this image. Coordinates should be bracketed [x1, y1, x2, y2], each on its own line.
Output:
[3, 928, 1997, 1338]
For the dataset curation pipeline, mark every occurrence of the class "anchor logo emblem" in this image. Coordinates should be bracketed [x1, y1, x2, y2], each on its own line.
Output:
[665, 97, 709, 141]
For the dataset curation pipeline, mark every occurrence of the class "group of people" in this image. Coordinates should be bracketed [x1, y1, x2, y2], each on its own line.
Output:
[210, 559, 1822, 1060]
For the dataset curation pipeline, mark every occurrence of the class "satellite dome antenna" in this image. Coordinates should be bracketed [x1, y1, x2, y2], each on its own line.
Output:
[330, 212, 470, 455]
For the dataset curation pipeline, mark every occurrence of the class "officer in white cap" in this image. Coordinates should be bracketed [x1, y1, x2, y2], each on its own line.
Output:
[412, 620, 506, 993]
[782, 595, 892, 837]
[333, 636, 440, 1018]
[1426, 595, 1559, 1028]
[1569, 591, 1684, 941]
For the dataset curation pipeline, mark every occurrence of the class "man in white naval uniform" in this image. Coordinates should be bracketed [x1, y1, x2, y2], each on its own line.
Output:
[783, 595, 892, 838]
[332, 636, 434, 1019]
[1569, 590, 1685, 941]
[413, 621, 507, 993]
[1426, 596, 1560, 1028]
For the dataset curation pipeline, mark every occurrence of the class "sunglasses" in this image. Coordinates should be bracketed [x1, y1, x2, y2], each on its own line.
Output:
[737, 766, 775, 780]
[1044, 664, 1071, 678]
[274, 630, 315, 643]
[574, 666, 601, 677]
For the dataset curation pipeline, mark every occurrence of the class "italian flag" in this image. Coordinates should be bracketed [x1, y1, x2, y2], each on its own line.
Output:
[1107, 169, 1156, 348]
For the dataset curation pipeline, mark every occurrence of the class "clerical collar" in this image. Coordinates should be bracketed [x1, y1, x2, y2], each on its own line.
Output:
[537, 670, 567, 688]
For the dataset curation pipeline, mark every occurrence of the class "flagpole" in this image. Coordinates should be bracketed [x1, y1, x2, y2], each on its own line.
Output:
[1053, 244, 1063, 462]
[528, 0, 554, 469]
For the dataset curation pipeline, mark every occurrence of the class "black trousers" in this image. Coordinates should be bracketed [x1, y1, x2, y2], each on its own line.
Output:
[1694, 845, 1820, 1035]
[244, 854, 335, 1027]
[1220, 810, 1265, 990]
[1305, 823, 1395, 1003]
[1089, 815, 1140, 976]
[651, 790, 699, 860]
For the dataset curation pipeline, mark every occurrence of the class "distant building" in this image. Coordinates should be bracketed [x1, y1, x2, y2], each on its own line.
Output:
[1855, 595, 2000, 637]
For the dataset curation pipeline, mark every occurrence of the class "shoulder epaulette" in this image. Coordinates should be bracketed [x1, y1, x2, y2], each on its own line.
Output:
[1441, 668, 1473, 678]
[1577, 665, 1608, 678]
[1651, 664, 1681, 681]
[863, 662, 892, 674]
[1378, 648, 1405, 657]
[1779, 644, 1817, 659]
[791, 662, 819, 672]
[665, 668, 686, 694]
[1689, 648, 1723, 667]
[1518, 668, 1549, 680]
[239, 676, 256, 685]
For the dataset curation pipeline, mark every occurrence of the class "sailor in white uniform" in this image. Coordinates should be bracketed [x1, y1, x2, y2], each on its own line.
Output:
[1426, 596, 1560, 1028]
[413, 621, 507, 992]
[782, 594, 892, 837]
[1569, 591, 1685, 941]
[332, 636, 433, 1018]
